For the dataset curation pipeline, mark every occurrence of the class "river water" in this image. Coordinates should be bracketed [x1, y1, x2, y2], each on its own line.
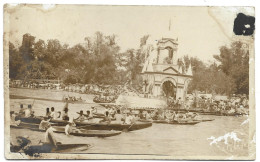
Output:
[9, 88, 251, 159]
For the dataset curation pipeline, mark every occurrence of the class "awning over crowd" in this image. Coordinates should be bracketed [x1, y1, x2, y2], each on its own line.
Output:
[115, 95, 166, 109]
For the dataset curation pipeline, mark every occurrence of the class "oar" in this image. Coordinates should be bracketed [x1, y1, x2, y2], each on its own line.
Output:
[128, 123, 135, 130]
[31, 99, 36, 108]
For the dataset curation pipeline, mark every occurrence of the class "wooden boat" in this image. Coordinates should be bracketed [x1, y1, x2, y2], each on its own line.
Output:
[10, 133, 91, 156]
[74, 121, 152, 131]
[199, 112, 217, 115]
[168, 120, 200, 125]
[10, 124, 122, 137]
[23, 143, 91, 156]
[139, 119, 200, 125]
[93, 97, 116, 103]
[215, 112, 245, 116]
[13, 117, 153, 131]
[15, 116, 42, 124]
[51, 126, 122, 137]
[76, 112, 105, 119]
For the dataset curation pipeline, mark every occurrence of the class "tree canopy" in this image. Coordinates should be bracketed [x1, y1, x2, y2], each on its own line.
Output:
[9, 33, 249, 96]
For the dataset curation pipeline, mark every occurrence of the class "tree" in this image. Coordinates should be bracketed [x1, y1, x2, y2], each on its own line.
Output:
[33, 39, 46, 61]
[214, 41, 249, 94]
[9, 42, 23, 79]
[19, 33, 35, 63]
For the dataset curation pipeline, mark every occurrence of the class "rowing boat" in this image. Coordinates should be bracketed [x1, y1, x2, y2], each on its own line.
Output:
[23, 143, 91, 156]
[10, 124, 122, 137]
[52, 126, 122, 137]
[138, 119, 200, 125]
[13, 117, 153, 131]
[75, 121, 152, 131]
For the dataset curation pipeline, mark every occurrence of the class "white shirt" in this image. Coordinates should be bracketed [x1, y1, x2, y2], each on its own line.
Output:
[65, 124, 73, 135]
[24, 109, 31, 117]
[125, 116, 133, 124]
[50, 111, 56, 119]
[114, 114, 123, 123]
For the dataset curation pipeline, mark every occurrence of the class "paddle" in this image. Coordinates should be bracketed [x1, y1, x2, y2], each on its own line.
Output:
[128, 122, 135, 130]
[32, 99, 36, 107]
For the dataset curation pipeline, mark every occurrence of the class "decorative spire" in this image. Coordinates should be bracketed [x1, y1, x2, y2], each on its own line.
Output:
[169, 19, 171, 31]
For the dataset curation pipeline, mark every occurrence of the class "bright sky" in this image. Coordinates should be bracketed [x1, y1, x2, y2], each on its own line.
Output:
[6, 5, 254, 62]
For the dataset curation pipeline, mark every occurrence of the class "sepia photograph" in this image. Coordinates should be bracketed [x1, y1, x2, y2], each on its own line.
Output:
[3, 4, 255, 160]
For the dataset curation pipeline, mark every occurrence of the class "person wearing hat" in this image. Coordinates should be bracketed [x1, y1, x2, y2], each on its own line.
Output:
[75, 110, 85, 122]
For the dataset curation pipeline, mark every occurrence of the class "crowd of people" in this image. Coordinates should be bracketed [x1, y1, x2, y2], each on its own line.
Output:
[168, 95, 249, 115]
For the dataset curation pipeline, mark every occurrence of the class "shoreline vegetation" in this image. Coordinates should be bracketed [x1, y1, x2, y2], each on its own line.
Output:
[10, 32, 249, 99]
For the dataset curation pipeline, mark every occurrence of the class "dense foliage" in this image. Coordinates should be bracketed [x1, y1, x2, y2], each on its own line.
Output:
[182, 41, 249, 95]
[9, 33, 249, 95]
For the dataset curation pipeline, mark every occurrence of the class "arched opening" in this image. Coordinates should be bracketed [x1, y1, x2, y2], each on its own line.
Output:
[162, 80, 176, 99]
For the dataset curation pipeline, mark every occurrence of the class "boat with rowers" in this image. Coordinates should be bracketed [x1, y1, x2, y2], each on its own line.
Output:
[139, 119, 201, 125]
[15, 116, 152, 131]
[11, 123, 122, 137]
[11, 135, 91, 156]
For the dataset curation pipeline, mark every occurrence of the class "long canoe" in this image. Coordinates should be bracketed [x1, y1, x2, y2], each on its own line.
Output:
[11, 124, 122, 137]
[139, 119, 200, 125]
[22, 143, 91, 156]
[52, 126, 122, 137]
[74, 122, 152, 131]
[14, 117, 152, 131]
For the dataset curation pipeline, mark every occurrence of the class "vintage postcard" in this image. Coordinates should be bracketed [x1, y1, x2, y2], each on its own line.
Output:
[4, 4, 255, 160]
